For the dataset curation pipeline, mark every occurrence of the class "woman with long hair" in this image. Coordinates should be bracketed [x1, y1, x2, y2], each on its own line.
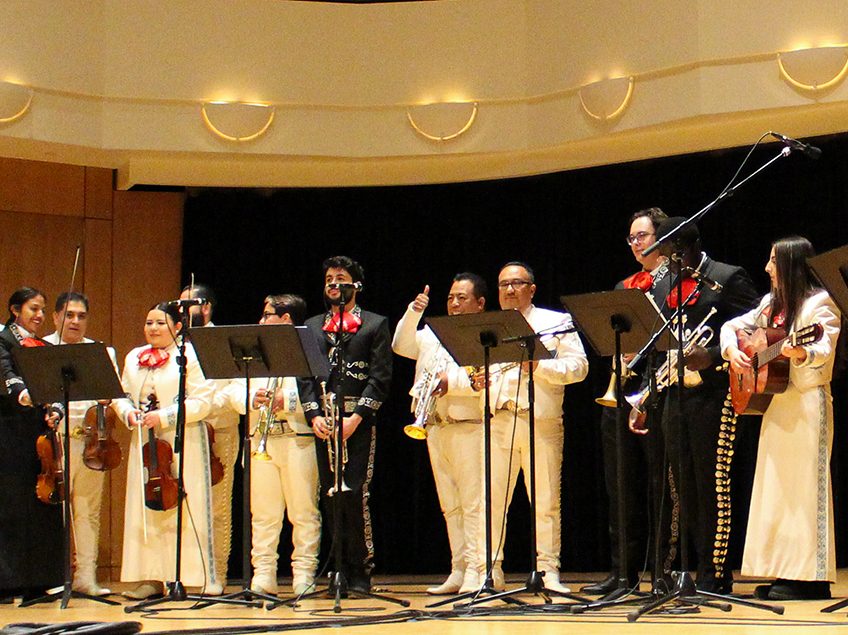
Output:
[111, 302, 217, 599]
[721, 236, 840, 601]
[0, 288, 63, 601]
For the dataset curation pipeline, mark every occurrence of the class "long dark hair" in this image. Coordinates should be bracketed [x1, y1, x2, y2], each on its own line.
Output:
[7, 287, 46, 327]
[769, 236, 818, 328]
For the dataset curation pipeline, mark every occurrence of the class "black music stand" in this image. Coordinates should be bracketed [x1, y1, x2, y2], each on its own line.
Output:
[807, 244, 848, 614]
[13, 342, 124, 609]
[187, 324, 328, 608]
[426, 309, 582, 607]
[561, 289, 672, 612]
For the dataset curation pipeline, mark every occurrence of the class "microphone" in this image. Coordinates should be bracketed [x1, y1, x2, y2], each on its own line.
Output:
[167, 298, 206, 307]
[683, 268, 723, 292]
[327, 282, 362, 292]
[769, 131, 822, 159]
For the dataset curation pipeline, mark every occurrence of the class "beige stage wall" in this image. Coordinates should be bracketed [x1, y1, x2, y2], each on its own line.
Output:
[0, 1, 846, 188]
[0, 156, 183, 581]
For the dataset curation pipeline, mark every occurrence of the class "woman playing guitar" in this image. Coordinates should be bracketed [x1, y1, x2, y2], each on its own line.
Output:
[0, 288, 64, 602]
[111, 302, 216, 600]
[721, 237, 840, 601]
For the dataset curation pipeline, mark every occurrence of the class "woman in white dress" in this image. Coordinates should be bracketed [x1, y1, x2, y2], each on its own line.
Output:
[112, 303, 217, 600]
[721, 236, 840, 601]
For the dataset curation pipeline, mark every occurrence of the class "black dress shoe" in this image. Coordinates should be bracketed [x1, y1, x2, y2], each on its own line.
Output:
[580, 574, 618, 595]
[753, 584, 772, 599]
[767, 579, 831, 601]
[697, 577, 733, 595]
[580, 573, 638, 594]
[348, 575, 371, 595]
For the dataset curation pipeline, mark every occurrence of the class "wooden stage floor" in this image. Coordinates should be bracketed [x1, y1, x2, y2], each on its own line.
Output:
[4, 572, 848, 634]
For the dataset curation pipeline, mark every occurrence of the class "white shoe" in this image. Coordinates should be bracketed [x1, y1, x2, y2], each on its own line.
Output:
[426, 570, 464, 595]
[293, 579, 315, 596]
[542, 570, 571, 594]
[73, 580, 112, 596]
[122, 581, 164, 600]
[492, 565, 505, 592]
[459, 569, 482, 594]
[203, 582, 224, 596]
[250, 573, 279, 595]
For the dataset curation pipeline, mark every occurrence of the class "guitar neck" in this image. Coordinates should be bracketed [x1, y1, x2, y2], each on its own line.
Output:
[758, 335, 789, 367]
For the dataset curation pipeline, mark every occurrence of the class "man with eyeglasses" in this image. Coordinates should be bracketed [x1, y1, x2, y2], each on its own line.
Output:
[220, 294, 320, 596]
[582, 207, 673, 595]
[486, 261, 588, 594]
[629, 218, 758, 595]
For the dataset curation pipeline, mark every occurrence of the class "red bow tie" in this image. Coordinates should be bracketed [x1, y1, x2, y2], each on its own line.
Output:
[624, 271, 654, 292]
[323, 311, 362, 335]
[667, 277, 700, 309]
[20, 337, 45, 348]
[138, 347, 170, 368]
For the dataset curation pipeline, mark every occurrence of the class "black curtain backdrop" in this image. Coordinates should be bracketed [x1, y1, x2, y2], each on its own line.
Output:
[182, 132, 848, 579]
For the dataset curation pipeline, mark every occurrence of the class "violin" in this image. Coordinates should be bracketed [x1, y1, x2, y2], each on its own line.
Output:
[82, 403, 122, 471]
[36, 422, 64, 505]
[206, 423, 224, 486]
[140, 395, 179, 511]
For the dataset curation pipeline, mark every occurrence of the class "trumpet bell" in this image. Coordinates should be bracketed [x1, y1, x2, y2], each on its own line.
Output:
[251, 450, 272, 461]
[595, 373, 619, 408]
[403, 422, 428, 440]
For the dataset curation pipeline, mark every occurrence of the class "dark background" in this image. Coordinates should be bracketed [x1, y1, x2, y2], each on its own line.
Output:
[182, 132, 848, 579]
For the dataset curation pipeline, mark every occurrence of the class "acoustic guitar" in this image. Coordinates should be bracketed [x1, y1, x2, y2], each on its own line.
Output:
[730, 323, 823, 415]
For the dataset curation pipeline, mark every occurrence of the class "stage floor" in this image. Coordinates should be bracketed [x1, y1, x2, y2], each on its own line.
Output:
[4, 572, 848, 634]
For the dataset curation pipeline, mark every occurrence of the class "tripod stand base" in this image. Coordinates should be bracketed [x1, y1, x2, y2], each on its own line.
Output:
[454, 571, 590, 609]
[18, 584, 120, 609]
[626, 571, 784, 622]
[570, 577, 651, 614]
[267, 572, 410, 613]
[124, 580, 263, 612]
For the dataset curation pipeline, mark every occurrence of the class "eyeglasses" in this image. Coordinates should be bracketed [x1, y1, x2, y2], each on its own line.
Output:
[626, 231, 655, 245]
[497, 279, 532, 289]
[261, 312, 277, 320]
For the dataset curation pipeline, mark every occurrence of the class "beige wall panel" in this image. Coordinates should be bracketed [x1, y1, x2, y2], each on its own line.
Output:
[82, 218, 113, 344]
[0, 158, 85, 217]
[0, 211, 85, 305]
[85, 168, 114, 220]
[111, 190, 184, 361]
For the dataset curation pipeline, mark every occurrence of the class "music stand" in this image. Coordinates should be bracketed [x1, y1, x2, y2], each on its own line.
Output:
[13, 342, 124, 609]
[427, 309, 582, 607]
[561, 289, 673, 612]
[187, 324, 328, 608]
[805, 244, 848, 614]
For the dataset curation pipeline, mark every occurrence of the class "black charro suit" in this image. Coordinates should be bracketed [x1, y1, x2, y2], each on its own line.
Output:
[653, 255, 759, 591]
[297, 306, 392, 581]
[0, 327, 63, 596]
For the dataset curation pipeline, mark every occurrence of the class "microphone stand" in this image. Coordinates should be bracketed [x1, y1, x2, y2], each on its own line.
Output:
[273, 288, 408, 613]
[626, 257, 781, 621]
[457, 326, 588, 608]
[127, 308, 259, 612]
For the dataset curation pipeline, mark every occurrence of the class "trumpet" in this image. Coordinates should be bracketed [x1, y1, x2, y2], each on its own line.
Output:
[320, 381, 349, 495]
[626, 307, 718, 413]
[405, 352, 448, 440]
[595, 360, 635, 408]
[251, 376, 279, 462]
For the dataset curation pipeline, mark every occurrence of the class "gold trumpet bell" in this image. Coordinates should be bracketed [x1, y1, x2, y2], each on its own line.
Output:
[595, 372, 619, 408]
[251, 450, 272, 461]
[403, 422, 428, 440]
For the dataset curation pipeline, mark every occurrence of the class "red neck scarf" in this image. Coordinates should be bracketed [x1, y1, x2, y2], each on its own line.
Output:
[666, 277, 700, 309]
[323, 309, 362, 335]
[623, 271, 654, 292]
[138, 347, 170, 368]
[20, 337, 45, 347]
